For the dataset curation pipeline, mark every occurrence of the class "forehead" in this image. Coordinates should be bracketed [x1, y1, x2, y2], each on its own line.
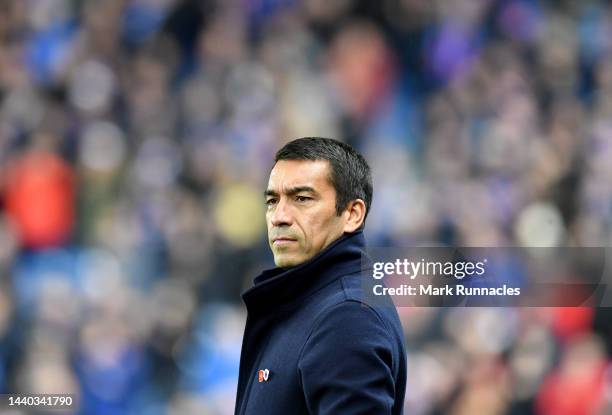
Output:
[268, 159, 332, 190]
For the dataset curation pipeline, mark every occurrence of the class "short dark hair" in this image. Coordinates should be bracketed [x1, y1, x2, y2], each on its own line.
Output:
[275, 137, 373, 224]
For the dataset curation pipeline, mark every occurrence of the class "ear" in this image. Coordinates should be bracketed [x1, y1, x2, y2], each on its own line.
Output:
[342, 199, 366, 233]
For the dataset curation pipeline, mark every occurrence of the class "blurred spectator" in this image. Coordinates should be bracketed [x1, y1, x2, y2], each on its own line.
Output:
[4, 132, 74, 249]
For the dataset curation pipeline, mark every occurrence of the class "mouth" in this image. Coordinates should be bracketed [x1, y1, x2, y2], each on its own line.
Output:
[272, 237, 297, 246]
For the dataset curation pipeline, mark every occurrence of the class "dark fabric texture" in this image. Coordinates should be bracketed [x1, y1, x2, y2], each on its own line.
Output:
[234, 231, 407, 415]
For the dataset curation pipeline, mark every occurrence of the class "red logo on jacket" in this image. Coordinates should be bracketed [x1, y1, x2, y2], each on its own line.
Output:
[258, 369, 270, 382]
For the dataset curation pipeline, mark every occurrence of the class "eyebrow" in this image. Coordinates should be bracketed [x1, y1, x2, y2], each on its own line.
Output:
[264, 186, 317, 198]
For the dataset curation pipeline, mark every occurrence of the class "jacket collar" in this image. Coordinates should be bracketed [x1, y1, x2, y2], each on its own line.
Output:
[242, 231, 367, 315]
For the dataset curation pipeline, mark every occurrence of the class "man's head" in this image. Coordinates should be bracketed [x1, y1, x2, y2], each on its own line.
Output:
[265, 137, 372, 268]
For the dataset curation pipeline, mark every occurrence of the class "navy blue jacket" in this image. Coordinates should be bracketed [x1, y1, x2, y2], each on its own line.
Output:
[235, 231, 407, 415]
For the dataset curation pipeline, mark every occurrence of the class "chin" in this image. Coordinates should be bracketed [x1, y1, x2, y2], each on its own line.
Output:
[274, 255, 304, 269]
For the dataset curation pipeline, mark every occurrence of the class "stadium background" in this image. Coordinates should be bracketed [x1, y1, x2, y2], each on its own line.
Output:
[0, 0, 611, 413]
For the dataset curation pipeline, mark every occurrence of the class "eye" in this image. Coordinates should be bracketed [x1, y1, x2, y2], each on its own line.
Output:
[265, 198, 277, 206]
[295, 195, 312, 202]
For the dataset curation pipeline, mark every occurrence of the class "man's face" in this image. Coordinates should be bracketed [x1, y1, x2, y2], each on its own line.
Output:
[265, 159, 346, 268]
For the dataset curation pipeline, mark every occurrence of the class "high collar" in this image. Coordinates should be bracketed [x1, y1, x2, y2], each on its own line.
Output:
[242, 231, 367, 315]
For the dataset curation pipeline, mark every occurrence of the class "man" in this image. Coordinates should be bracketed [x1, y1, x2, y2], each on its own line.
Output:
[235, 137, 407, 415]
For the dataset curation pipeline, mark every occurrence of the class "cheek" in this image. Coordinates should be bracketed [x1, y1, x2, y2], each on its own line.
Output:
[265, 215, 273, 230]
[307, 211, 341, 244]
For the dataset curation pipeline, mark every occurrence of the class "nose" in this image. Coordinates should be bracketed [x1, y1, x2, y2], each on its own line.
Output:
[269, 196, 293, 227]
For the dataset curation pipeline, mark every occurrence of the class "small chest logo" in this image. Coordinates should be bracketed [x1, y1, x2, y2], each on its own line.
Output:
[257, 369, 270, 382]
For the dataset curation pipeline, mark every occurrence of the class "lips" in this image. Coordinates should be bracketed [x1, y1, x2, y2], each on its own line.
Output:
[272, 237, 297, 246]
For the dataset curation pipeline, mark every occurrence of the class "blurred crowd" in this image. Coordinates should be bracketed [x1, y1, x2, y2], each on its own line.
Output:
[0, 0, 611, 413]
